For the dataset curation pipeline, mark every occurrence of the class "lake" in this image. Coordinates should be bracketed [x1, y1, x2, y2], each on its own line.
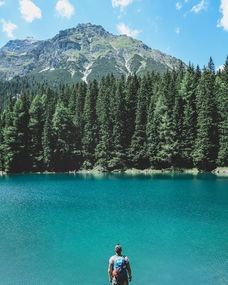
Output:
[0, 173, 227, 285]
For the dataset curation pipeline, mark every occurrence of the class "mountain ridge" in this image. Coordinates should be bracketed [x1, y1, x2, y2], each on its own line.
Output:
[0, 23, 185, 83]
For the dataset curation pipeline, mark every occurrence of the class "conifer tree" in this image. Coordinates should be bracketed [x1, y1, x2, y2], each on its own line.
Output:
[68, 84, 79, 117]
[216, 57, 228, 166]
[0, 115, 3, 171]
[72, 82, 87, 155]
[43, 88, 57, 116]
[3, 93, 31, 172]
[41, 88, 57, 171]
[95, 76, 113, 169]
[109, 80, 126, 170]
[74, 82, 87, 130]
[59, 85, 70, 107]
[153, 97, 177, 169]
[29, 94, 45, 170]
[52, 101, 79, 171]
[1, 96, 15, 172]
[178, 66, 198, 167]
[168, 70, 184, 167]
[42, 113, 53, 171]
[147, 72, 177, 168]
[82, 80, 98, 168]
[193, 59, 219, 171]
[146, 80, 160, 167]
[124, 74, 139, 149]
[128, 75, 150, 169]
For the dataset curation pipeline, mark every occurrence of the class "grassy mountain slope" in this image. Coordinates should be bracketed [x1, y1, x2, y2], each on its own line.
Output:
[0, 23, 185, 83]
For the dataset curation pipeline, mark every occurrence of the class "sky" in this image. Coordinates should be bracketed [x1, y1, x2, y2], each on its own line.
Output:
[0, 0, 227, 68]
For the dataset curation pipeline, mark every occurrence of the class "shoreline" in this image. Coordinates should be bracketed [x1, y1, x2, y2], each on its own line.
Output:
[1, 168, 227, 176]
[77, 167, 228, 176]
[76, 168, 199, 175]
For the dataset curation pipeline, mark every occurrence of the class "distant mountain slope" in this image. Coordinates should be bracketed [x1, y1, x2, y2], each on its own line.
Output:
[0, 23, 185, 83]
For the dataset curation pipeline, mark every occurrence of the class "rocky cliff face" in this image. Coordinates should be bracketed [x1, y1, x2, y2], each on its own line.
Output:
[0, 23, 184, 83]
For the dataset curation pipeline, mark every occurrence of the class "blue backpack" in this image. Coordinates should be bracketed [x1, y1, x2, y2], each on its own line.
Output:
[113, 256, 127, 280]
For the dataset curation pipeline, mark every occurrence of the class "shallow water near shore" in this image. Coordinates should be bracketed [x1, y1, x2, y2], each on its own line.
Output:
[0, 173, 227, 285]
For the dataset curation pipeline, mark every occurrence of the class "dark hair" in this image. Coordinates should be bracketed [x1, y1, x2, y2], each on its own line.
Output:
[115, 244, 122, 253]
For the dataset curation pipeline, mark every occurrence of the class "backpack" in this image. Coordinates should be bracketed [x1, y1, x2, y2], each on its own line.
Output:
[112, 256, 127, 280]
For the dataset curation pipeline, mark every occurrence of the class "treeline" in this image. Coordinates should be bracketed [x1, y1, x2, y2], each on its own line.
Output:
[0, 75, 51, 110]
[0, 57, 227, 173]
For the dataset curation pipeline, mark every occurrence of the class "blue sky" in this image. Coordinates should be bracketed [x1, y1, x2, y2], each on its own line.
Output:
[0, 0, 227, 68]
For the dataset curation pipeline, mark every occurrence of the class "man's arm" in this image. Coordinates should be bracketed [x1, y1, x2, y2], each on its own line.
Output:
[108, 259, 113, 283]
[126, 262, 132, 282]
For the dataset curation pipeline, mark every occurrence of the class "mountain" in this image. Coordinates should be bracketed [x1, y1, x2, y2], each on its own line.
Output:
[0, 23, 184, 83]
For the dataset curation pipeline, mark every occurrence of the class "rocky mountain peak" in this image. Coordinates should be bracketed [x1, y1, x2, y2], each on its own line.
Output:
[1, 37, 41, 54]
[76, 23, 110, 36]
[0, 23, 185, 83]
[53, 23, 110, 41]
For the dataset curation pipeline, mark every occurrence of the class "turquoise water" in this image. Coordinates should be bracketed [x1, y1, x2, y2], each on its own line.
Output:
[0, 174, 227, 285]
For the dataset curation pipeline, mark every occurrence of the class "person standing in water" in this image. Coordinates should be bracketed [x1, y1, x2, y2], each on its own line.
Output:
[108, 244, 132, 285]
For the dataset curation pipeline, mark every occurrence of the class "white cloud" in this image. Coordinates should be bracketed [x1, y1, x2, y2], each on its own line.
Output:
[176, 2, 182, 10]
[0, 1, 5, 7]
[191, 0, 207, 13]
[55, 0, 75, 18]
[217, 65, 225, 71]
[175, 27, 181, 34]
[117, 22, 141, 37]
[1, 19, 17, 38]
[112, 0, 133, 8]
[19, 0, 42, 22]
[217, 0, 228, 31]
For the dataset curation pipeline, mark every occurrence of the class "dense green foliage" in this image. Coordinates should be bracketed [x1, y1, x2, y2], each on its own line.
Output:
[0, 58, 227, 173]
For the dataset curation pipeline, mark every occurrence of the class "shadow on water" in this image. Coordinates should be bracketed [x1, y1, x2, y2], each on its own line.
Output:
[1, 172, 227, 182]
[73, 172, 228, 181]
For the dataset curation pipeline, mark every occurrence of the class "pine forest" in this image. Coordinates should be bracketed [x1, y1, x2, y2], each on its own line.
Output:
[0, 57, 227, 174]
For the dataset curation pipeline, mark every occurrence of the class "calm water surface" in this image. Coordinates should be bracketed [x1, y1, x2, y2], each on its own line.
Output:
[0, 173, 227, 285]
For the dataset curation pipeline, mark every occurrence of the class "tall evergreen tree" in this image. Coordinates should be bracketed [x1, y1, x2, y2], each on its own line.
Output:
[147, 72, 177, 168]
[42, 113, 54, 171]
[52, 101, 80, 171]
[178, 66, 198, 167]
[146, 80, 160, 168]
[95, 76, 113, 169]
[74, 82, 87, 130]
[82, 80, 99, 168]
[169, 70, 184, 167]
[41, 88, 57, 171]
[68, 84, 79, 117]
[128, 75, 150, 169]
[3, 93, 31, 173]
[1, 95, 15, 172]
[0, 114, 3, 171]
[124, 74, 139, 149]
[29, 94, 45, 170]
[72, 82, 87, 156]
[153, 97, 177, 169]
[109, 80, 126, 170]
[216, 57, 228, 166]
[193, 59, 219, 171]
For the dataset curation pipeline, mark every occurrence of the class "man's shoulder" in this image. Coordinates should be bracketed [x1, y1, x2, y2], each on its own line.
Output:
[109, 255, 129, 262]
[124, 255, 129, 263]
[109, 255, 116, 263]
